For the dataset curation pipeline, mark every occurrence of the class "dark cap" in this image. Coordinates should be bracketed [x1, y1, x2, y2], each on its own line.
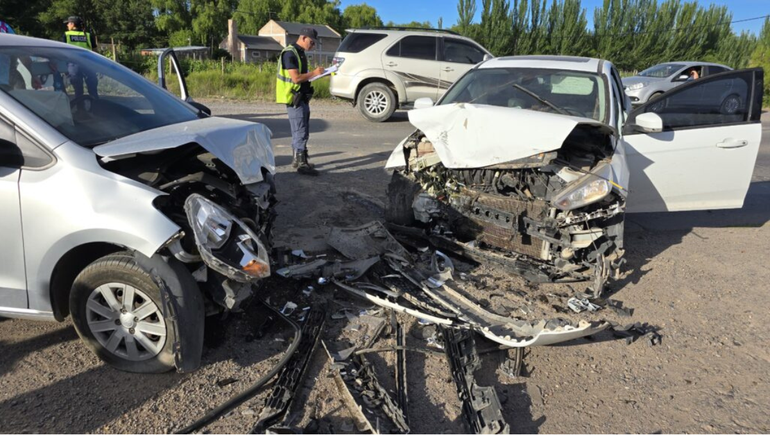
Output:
[299, 27, 318, 42]
[64, 16, 83, 25]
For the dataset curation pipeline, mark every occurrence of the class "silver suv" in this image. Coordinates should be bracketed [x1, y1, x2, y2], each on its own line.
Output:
[330, 28, 492, 122]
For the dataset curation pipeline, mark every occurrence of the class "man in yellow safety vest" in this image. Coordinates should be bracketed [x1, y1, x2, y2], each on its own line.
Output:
[276, 27, 324, 175]
[63, 16, 98, 100]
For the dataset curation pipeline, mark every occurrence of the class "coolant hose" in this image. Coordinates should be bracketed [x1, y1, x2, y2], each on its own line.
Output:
[175, 300, 302, 434]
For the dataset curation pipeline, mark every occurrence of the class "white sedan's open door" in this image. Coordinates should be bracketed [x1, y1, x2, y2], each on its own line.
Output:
[622, 68, 763, 213]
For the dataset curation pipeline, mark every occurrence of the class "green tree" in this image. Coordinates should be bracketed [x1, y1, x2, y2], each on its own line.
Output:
[456, 0, 476, 37]
[476, 0, 513, 56]
[234, 0, 280, 35]
[95, 0, 159, 49]
[342, 3, 382, 30]
[38, 0, 99, 40]
[192, 0, 236, 47]
[0, 0, 49, 36]
[385, 20, 432, 29]
[544, 0, 589, 55]
[749, 17, 770, 104]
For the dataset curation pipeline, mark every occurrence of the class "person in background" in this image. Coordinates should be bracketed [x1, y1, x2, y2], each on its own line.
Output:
[276, 27, 325, 176]
[62, 16, 98, 99]
[0, 20, 15, 34]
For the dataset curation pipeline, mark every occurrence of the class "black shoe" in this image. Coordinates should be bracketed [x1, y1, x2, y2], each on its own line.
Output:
[296, 150, 318, 176]
[292, 150, 301, 169]
[301, 149, 315, 169]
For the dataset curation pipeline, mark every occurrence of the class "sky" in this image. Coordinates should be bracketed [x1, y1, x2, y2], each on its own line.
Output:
[337, 0, 770, 35]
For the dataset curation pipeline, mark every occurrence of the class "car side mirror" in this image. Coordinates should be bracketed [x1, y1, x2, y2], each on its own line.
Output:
[675, 74, 689, 81]
[414, 97, 434, 110]
[0, 139, 24, 168]
[633, 112, 663, 133]
[187, 100, 211, 117]
[483, 54, 493, 61]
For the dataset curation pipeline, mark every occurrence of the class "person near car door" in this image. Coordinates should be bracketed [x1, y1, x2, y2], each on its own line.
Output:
[0, 20, 15, 34]
[62, 16, 98, 100]
[276, 27, 324, 176]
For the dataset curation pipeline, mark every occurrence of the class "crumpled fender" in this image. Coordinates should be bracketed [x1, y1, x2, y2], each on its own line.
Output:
[132, 251, 205, 373]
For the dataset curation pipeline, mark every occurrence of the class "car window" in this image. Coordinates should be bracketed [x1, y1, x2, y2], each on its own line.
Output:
[442, 38, 484, 64]
[643, 70, 753, 129]
[441, 67, 608, 123]
[0, 46, 198, 148]
[338, 33, 387, 53]
[638, 64, 685, 78]
[0, 115, 53, 168]
[706, 66, 728, 76]
[387, 36, 437, 60]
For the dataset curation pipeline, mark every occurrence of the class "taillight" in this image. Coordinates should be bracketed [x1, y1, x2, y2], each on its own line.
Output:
[332, 57, 345, 69]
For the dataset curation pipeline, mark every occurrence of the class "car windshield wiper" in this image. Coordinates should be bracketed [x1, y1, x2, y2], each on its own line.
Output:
[510, 84, 569, 116]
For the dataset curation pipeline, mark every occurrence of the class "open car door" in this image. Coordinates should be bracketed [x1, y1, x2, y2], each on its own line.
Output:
[157, 48, 211, 116]
[622, 68, 763, 213]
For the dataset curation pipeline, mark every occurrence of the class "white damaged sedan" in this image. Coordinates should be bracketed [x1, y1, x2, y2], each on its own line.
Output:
[386, 55, 763, 296]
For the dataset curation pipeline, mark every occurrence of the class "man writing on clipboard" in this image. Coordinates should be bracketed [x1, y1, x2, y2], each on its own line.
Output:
[276, 27, 326, 175]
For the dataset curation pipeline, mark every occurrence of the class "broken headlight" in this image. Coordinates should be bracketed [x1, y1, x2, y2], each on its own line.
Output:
[552, 162, 612, 211]
[185, 194, 271, 281]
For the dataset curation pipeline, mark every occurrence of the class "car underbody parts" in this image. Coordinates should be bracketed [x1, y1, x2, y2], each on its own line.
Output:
[251, 305, 326, 433]
[175, 300, 302, 434]
[442, 327, 509, 434]
[395, 322, 409, 427]
[327, 221, 413, 262]
[324, 311, 410, 434]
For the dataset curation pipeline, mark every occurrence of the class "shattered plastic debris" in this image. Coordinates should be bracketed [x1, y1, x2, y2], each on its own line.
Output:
[612, 322, 662, 346]
[568, 297, 602, 313]
[291, 249, 309, 259]
[280, 302, 298, 316]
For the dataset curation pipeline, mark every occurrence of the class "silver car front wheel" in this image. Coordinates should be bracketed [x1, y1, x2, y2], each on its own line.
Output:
[86, 283, 166, 361]
[70, 253, 178, 373]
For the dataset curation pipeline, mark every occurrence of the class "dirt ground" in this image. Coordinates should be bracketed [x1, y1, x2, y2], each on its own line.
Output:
[1, 101, 769, 434]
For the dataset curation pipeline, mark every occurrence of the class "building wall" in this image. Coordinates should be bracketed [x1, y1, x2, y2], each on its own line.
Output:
[244, 49, 281, 63]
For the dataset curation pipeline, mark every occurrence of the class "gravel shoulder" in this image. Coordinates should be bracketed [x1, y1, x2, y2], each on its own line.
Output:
[1, 102, 768, 434]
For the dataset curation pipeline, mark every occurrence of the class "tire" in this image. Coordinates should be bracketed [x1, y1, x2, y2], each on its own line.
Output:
[647, 92, 665, 113]
[70, 253, 178, 373]
[357, 82, 396, 122]
[720, 94, 741, 115]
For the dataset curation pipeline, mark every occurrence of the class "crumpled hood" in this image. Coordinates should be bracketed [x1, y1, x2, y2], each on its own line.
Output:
[94, 117, 275, 184]
[386, 103, 612, 169]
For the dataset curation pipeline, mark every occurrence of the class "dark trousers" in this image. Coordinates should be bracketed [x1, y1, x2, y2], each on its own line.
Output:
[68, 63, 98, 99]
[287, 100, 310, 152]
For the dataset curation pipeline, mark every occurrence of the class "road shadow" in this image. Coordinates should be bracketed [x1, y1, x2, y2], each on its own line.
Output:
[0, 304, 298, 433]
[223, 113, 330, 140]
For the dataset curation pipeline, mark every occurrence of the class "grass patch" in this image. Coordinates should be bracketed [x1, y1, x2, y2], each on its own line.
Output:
[143, 59, 330, 101]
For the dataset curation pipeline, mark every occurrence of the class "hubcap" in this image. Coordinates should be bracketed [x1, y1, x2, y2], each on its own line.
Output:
[364, 90, 388, 115]
[724, 97, 739, 114]
[86, 283, 166, 361]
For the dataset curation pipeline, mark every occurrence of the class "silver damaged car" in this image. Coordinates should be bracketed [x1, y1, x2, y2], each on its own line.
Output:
[0, 35, 276, 373]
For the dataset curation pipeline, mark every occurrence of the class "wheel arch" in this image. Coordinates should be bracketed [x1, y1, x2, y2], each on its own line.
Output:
[49, 242, 125, 321]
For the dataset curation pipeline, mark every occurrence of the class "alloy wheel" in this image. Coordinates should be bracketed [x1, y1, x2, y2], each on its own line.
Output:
[364, 90, 388, 115]
[85, 282, 167, 361]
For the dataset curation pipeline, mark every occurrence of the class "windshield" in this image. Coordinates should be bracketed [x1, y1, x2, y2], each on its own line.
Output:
[638, 63, 684, 78]
[441, 67, 607, 122]
[0, 45, 197, 147]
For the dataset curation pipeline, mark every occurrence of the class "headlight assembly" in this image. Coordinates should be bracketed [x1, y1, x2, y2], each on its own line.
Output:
[626, 82, 647, 91]
[552, 162, 613, 211]
[185, 194, 271, 281]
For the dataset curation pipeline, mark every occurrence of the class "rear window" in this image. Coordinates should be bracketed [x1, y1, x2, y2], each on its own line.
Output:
[338, 33, 387, 53]
[386, 36, 437, 60]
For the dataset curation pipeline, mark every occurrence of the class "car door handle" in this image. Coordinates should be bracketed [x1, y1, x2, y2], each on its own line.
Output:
[716, 139, 748, 149]
[386, 62, 397, 67]
[443, 67, 454, 72]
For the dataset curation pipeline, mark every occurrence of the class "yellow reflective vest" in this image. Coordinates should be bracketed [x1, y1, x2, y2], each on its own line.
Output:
[65, 30, 93, 50]
[276, 45, 302, 104]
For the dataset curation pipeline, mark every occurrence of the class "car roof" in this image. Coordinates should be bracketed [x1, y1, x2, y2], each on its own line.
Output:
[654, 61, 730, 67]
[347, 28, 477, 42]
[479, 55, 607, 74]
[0, 33, 80, 49]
